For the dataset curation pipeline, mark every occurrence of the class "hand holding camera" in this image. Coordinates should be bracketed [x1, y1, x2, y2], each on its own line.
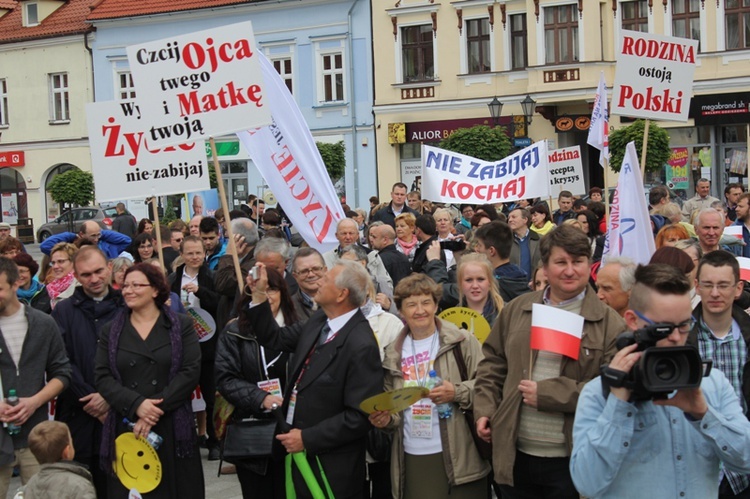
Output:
[247, 264, 269, 304]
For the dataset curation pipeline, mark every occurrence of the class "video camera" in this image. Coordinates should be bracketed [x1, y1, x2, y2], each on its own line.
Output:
[602, 323, 707, 401]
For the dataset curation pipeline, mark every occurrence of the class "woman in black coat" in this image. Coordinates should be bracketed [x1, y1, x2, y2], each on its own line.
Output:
[214, 268, 297, 499]
[95, 263, 204, 498]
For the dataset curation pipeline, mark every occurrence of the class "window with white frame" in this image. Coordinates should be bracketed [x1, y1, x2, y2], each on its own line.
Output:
[0, 79, 8, 126]
[672, 0, 700, 48]
[466, 18, 491, 73]
[320, 52, 344, 102]
[510, 14, 528, 69]
[49, 73, 69, 122]
[272, 57, 293, 94]
[544, 5, 578, 64]
[117, 71, 136, 101]
[24, 3, 39, 26]
[621, 0, 649, 32]
[725, 0, 750, 49]
[401, 24, 434, 82]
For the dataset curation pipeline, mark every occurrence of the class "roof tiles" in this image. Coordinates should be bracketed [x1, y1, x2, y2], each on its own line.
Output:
[87, 0, 262, 21]
[0, 0, 94, 44]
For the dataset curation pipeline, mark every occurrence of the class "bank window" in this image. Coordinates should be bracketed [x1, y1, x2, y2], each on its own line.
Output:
[544, 6, 578, 64]
[672, 0, 700, 47]
[401, 25, 434, 82]
[48, 73, 69, 123]
[0, 79, 8, 126]
[510, 14, 528, 69]
[466, 18, 491, 73]
[320, 52, 344, 102]
[272, 57, 293, 94]
[725, 0, 750, 50]
[117, 71, 136, 101]
[621, 0, 649, 32]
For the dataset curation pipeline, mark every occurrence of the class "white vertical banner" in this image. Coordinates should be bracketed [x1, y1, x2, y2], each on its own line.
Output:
[237, 53, 344, 252]
[602, 141, 656, 265]
[588, 72, 609, 167]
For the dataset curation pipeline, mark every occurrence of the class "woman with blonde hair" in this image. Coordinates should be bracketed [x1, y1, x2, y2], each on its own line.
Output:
[456, 253, 504, 327]
[46, 242, 78, 309]
[394, 213, 419, 263]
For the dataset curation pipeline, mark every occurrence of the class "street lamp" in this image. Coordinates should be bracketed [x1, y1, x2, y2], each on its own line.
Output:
[520, 94, 536, 125]
[487, 96, 503, 126]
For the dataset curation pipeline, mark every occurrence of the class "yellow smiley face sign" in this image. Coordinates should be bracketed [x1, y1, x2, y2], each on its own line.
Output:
[113, 433, 162, 493]
[438, 307, 491, 344]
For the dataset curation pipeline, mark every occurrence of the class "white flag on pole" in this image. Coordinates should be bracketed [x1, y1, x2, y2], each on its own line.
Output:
[587, 72, 609, 168]
[602, 141, 655, 265]
[237, 53, 345, 253]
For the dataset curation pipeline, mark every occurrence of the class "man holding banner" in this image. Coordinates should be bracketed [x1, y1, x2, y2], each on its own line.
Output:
[474, 226, 624, 497]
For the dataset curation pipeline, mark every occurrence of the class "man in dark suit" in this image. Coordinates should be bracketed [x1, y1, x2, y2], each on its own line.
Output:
[368, 222, 411, 286]
[245, 259, 383, 499]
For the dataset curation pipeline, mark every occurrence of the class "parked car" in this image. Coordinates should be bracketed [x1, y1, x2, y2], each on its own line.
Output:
[36, 206, 118, 242]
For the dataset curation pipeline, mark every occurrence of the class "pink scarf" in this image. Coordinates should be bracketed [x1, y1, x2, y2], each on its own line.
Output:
[396, 235, 418, 256]
[46, 272, 75, 301]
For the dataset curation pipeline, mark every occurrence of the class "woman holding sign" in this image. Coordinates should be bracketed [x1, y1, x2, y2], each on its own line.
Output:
[369, 274, 490, 499]
[215, 268, 295, 499]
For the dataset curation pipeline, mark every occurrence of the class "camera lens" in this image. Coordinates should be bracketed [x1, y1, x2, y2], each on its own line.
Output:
[653, 357, 678, 382]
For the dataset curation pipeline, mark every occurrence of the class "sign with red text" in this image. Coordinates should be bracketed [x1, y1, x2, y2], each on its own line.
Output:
[421, 142, 549, 205]
[0, 151, 24, 167]
[237, 53, 344, 252]
[548, 146, 585, 197]
[86, 100, 209, 201]
[126, 21, 271, 148]
[611, 30, 698, 122]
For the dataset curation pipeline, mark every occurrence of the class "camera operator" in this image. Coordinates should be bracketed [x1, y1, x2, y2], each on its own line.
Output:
[570, 263, 750, 498]
[689, 250, 750, 498]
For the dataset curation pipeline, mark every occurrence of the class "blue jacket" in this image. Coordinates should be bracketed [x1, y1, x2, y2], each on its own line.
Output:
[206, 240, 227, 270]
[41, 230, 131, 259]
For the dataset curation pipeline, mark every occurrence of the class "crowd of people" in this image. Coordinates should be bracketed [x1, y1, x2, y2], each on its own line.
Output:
[0, 178, 748, 499]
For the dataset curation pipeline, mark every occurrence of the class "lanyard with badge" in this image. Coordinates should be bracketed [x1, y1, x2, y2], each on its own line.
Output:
[286, 327, 339, 425]
[257, 347, 283, 402]
[409, 333, 438, 439]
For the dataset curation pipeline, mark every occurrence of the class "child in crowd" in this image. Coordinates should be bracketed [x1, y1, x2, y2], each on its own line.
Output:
[15, 421, 95, 499]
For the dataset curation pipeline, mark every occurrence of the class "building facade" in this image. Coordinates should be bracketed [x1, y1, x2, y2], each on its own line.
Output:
[372, 0, 750, 201]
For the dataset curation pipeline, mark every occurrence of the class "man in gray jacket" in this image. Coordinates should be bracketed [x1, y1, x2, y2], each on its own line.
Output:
[0, 257, 71, 496]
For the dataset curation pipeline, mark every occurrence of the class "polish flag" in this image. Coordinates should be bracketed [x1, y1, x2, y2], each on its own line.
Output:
[530, 304, 585, 360]
[723, 226, 743, 241]
[737, 257, 750, 282]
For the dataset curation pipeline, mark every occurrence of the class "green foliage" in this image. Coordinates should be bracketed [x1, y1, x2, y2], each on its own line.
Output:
[160, 197, 178, 225]
[208, 162, 218, 189]
[46, 169, 95, 210]
[438, 125, 512, 162]
[609, 119, 671, 173]
[317, 141, 346, 180]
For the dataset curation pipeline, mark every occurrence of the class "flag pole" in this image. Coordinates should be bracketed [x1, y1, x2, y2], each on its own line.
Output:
[603, 157, 611, 222]
[640, 119, 650, 178]
[210, 137, 245, 292]
[528, 350, 534, 380]
[150, 196, 165, 271]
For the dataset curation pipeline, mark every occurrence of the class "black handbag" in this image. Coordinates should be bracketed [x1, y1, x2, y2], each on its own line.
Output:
[452, 347, 493, 460]
[221, 417, 277, 462]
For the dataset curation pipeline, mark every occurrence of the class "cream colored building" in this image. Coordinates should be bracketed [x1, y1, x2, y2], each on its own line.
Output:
[0, 0, 94, 237]
[373, 0, 750, 201]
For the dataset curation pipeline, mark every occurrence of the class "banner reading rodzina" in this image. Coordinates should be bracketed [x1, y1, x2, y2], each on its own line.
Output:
[236, 53, 344, 253]
[420, 142, 550, 205]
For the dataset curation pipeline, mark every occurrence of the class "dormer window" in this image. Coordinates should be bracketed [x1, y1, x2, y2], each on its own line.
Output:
[24, 3, 39, 26]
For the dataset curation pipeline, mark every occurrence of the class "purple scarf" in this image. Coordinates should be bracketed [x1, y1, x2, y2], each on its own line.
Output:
[100, 307, 195, 475]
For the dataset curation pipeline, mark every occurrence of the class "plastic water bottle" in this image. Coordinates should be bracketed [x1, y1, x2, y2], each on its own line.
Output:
[123, 418, 163, 450]
[427, 370, 453, 419]
[181, 289, 190, 306]
[5, 390, 21, 435]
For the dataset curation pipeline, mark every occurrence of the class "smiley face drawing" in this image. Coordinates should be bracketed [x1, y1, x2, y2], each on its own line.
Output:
[113, 433, 163, 493]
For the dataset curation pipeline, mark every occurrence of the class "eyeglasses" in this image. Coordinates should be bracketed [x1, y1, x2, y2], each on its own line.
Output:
[121, 283, 152, 291]
[633, 310, 696, 334]
[49, 259, 70, 267]
[697, 281, 736, 292]
[293, 266, 325, 276]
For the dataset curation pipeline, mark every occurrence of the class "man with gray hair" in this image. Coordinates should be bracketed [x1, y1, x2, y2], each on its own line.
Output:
[368, 221, 411, 286]
[290, 247, 327, 319]
[255, 234, 298, 295]
[695, 207, 726, 254]
[214, 217, 260, 328]
[323, 218, 393, 289]
[245, 259, 383, 498]
[682, 178, 719, 222]
[596, 257, 637, 317]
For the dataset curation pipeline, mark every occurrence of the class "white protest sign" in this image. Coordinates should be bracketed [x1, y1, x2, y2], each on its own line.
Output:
[126, 21, 272, 148]
[611, 30, 698, 122]
[548, 146, 585, 197]
[86, 101, 209, 202]
[421, 142, 549, 205]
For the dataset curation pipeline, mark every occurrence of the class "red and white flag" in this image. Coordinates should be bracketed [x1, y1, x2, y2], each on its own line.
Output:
[587, 72, 609, 168]
[723, 226, 743, 241]
[530, 304, 585, 360]
[738, 257, 750, 282]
